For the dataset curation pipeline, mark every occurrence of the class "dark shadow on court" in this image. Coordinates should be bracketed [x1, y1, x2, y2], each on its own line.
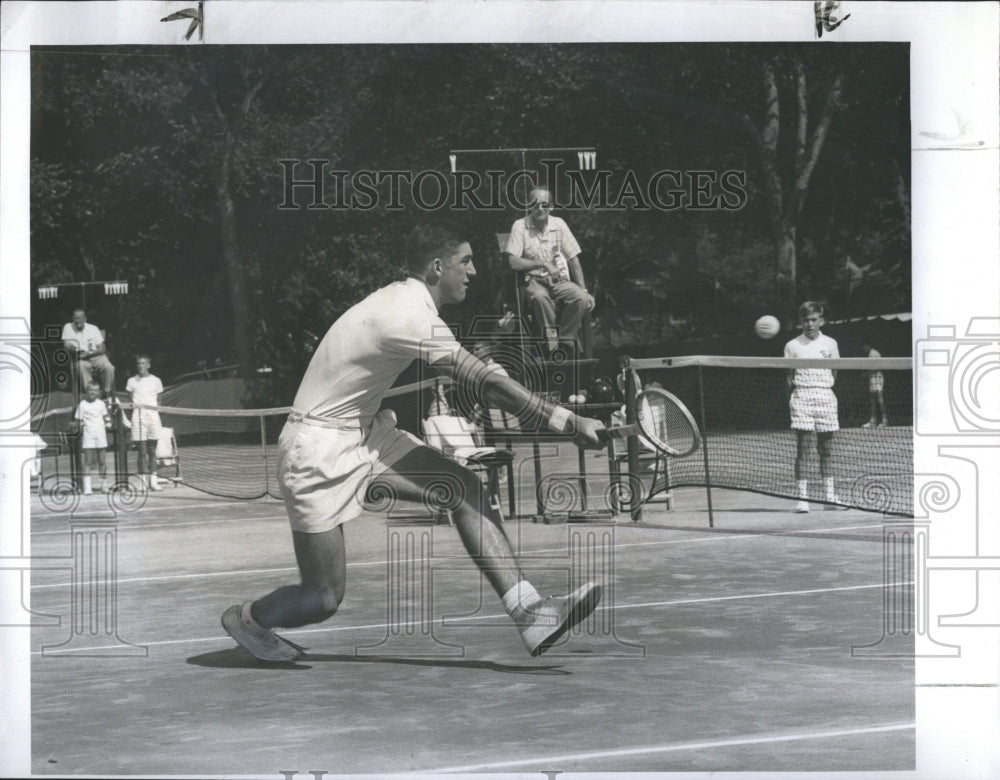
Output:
[186, 648, 313, 669]
[187, 648, 569, 675]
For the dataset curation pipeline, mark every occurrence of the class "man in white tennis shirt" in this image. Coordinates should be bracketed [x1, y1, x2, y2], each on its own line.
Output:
[223, 221, 606, 661]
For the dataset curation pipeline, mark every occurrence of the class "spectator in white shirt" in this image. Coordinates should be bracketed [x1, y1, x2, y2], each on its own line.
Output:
[61, 308, 116, 398]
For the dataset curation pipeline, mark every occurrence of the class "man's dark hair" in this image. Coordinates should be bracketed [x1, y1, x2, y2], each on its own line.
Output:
[405, 220, 470, 274]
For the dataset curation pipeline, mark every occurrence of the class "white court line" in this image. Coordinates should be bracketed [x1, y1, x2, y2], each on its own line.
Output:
[29, 522, 886, 588]
[30, 497, 273, 518]
[30, 514, 290, 537]
[31, 580, 905, 656]
[29, 559, 386, 590]
[417, 722, 916, 773]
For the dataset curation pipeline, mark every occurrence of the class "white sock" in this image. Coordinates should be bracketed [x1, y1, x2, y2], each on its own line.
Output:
[241, 601, 263, 628]
[502, 581, 541, 615]
[798, 480, 808, 499]
[825, 477, 836, 499]
[83, 476, 92, 493]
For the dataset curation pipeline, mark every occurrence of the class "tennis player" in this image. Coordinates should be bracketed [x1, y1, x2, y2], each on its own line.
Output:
[222, 221, 606, 662]
[784, 301, 844, 512]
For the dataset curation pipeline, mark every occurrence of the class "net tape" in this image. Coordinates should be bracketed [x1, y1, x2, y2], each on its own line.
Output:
[103, 376, 453, 500]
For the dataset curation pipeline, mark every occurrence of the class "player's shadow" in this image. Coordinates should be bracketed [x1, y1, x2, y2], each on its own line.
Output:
[187, 648, 570, 675]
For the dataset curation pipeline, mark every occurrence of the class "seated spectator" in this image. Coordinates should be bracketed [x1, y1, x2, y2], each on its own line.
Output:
[61, 308, 116, 398]
[505, 186, 594, 356]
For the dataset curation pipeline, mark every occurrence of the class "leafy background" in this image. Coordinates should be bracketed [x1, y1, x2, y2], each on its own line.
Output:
[31, 43, 910, 397]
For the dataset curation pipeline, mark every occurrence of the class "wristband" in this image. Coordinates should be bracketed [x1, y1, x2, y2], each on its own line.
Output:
[547, 405, 573, 434]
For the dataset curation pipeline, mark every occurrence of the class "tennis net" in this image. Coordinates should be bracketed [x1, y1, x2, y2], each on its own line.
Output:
[624, 355, 913, 517]
[117, 376, 452, 500]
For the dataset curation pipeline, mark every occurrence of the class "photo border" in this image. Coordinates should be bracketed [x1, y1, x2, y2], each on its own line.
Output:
[2, 2, 998, 777]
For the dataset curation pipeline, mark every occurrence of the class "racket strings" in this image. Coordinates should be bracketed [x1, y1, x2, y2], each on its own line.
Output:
[637, 396, 697, 455]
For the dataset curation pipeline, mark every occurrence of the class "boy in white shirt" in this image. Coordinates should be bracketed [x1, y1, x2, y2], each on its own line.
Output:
[126, 354, 164, 491]
[784, 301, 844, 512]
[74, 382, 111, 494]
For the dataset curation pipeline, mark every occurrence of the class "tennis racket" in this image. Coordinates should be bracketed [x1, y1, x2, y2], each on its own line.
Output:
[601, 387, 701, 457]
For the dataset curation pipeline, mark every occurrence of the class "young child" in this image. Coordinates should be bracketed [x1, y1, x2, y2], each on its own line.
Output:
[784, 301, 844, 512]
[861, 340, 888, 428]
[126, 354, 164, 491]
[74, 382, 111, 494]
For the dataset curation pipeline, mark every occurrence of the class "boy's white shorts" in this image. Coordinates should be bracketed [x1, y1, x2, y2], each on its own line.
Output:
[790, 387, 839, 433]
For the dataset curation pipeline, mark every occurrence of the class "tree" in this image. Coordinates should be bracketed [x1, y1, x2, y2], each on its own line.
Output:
[752, 57, 844, 318]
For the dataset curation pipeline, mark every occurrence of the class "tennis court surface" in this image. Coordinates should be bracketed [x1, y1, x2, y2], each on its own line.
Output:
[30, 466, 914, 776]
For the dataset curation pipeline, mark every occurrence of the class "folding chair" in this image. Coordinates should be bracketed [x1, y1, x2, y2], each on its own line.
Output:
[155, 427, 181, 486]
[422, 414, 516, 522]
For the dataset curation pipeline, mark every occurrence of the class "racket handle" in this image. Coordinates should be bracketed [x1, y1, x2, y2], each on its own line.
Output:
[602, 425, 639, 441]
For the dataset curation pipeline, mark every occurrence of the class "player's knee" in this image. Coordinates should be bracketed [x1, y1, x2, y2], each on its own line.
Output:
[303, 585, 342, 620]
[457, 469, 485, 508]
[817, 434, 834, 456]
[452, 469, 490, 515]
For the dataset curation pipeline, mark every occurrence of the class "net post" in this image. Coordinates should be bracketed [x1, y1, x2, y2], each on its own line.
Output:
[623, 356, 642, 522]
[112, 399, 127, 487]
[697, 364, 714, 528]
[259, 413, 269, 496]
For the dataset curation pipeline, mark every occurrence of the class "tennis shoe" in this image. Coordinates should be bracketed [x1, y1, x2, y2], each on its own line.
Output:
[221, 602, 303, 662]
[861, 420, 876, 429]
[795, 500, 810, 513]
[514, 582, 602, 657]
[877, 421, 888, 428]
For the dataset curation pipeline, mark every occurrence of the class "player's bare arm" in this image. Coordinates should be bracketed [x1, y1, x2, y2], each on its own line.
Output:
[431, 348, 605, 450]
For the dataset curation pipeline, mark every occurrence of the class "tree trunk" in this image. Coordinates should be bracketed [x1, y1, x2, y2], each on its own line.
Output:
[217, 131, 252, 369]
[755, 61, 844, 318]
[775, 230, 797, 322]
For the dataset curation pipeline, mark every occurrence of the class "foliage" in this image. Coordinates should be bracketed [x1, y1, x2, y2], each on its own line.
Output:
[30, 43, 910, 389]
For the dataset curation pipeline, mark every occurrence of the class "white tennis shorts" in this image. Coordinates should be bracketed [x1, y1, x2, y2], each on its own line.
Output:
[869, 372, 884, 393]
[130, 409, 162, 442]
[81, 425, 108, 449]
[277, 409, 422, 534]
[790, 387, 839, 433]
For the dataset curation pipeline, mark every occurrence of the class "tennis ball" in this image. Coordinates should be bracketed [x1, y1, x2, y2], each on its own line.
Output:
[754, 315, 781, 339]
